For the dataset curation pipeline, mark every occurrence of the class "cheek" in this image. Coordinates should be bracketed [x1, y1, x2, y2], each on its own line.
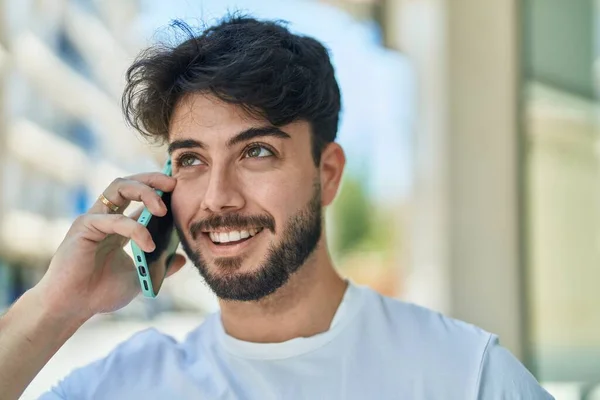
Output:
[240, 170, 314, 220]
[170, 184, 202, 227]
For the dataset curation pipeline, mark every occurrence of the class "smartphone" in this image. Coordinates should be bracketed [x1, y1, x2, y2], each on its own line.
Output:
[131, 158, 180, 298]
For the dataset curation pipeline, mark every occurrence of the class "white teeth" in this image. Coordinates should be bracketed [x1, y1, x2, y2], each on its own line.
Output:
[219, 232, 229, 243]
[208, 228, 262, 243]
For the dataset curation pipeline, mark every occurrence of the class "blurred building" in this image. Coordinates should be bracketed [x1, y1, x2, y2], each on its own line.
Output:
[381, 0, 600, 398]
[0, 0, 157, 307]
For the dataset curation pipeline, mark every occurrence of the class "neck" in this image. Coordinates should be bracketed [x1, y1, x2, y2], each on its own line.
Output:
[219, 243, 347, 343]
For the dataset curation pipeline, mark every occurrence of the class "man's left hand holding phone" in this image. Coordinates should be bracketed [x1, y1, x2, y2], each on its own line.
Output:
[0, 158, 185, 399]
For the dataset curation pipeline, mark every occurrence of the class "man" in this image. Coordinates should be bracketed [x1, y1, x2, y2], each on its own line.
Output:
[0, 16, 553, 400]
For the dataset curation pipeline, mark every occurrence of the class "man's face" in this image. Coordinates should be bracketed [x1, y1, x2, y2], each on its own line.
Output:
[168, 94, 323, 301]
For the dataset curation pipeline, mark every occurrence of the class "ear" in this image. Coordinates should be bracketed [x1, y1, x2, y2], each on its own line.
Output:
[319, 142, 346, 207]
[166, 254, 187, 278]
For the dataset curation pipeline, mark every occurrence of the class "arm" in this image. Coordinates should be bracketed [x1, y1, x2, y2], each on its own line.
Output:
[0, 289, 86, 400]
[0, 172, 183, 399]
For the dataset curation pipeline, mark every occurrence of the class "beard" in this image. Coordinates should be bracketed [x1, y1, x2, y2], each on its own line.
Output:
[176, 182, 323, 301]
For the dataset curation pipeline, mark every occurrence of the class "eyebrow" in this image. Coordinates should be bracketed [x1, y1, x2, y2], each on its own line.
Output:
[167, 139, 204, 154]
[167, 126, 291, 155]
[227, 126, 291, 147]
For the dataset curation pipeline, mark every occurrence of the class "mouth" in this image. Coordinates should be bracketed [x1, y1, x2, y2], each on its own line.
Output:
[201, 227, 266, 256]
[205, 228, 264, 245]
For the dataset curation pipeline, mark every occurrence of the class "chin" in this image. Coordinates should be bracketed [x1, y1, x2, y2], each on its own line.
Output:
[208, 256, 260, 275]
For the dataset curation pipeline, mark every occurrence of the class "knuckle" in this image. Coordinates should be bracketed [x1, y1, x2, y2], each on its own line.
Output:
[114, 214, 129, 223]
[73, 214, 90, 226]
[139, 186, 159, 201]
[69, 214, 97, 237]
[134, 224, 148, 237]
[107, 214, 126, 227]
[110, 177, 127, 188]
[145, 175, 162, 188]
[149, 189, 162, 201]
[133, 172, 156, 183]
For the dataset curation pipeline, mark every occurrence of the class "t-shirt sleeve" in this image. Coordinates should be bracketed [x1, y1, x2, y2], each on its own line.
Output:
[476, 336, 554, 400]
[38, 386, 68, 399]
[36, 357, 101, 399]
[35, 328, 175, 399]
[37, 361, 98, 400]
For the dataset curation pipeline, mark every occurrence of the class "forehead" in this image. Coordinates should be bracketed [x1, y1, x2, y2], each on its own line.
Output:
[169, 94, 263, 140]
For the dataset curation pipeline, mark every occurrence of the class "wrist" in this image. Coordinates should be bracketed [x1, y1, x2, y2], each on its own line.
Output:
[26, 285, 90, 334]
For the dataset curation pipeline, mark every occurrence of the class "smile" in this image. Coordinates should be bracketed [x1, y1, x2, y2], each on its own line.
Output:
[205, 228, 265, 245]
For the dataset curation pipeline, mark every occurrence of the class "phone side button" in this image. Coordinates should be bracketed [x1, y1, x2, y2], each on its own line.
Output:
[138, 266, 147, 276]
[143, 280, 149, 291]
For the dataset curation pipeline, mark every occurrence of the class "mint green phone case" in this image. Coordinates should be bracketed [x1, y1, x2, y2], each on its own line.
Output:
[131, 159, 175, 298]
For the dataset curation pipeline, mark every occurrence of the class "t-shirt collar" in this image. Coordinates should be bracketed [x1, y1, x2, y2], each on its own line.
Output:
[215, 281, 365, 360]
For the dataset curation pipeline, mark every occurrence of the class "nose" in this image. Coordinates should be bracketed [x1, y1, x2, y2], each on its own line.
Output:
[200, 166, 245, 213]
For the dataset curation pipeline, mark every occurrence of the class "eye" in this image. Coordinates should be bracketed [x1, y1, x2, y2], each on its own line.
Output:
[176, 154, 203, 167]
[245, 145, 273, 159]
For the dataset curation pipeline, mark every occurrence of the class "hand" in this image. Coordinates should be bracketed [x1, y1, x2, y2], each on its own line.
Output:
[34, 173, 187, 322]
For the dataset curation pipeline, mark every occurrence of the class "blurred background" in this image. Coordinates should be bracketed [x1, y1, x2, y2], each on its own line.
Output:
[0, 0, 596, 398]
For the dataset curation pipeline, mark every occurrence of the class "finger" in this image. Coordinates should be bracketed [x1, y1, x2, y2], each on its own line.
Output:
[165, 254, 187, 278]
[125, 172, 177, 193]
[115, 181, 167, 217]
[75, 214, 156, 253]
[117, 206, 146, 247]
[89, 173, 175, 215]
[89, 177, 129, 214]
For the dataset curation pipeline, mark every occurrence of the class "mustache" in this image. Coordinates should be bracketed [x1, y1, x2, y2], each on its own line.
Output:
[190, 214, 276, 240]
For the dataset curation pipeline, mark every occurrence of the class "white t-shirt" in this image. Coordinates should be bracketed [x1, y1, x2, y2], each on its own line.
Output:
[42, 283, 553, 399]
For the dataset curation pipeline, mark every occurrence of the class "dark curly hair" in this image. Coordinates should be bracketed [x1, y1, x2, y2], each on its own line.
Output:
[122, 15, 341, 165]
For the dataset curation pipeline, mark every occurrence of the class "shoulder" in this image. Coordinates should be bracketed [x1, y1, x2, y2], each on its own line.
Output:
[361, 286, 493, 358]
[358, 287, 552, 398]
[356, 287, 491, 396]
[46, 317, 219, 399]
[87, 327, 184, 371]
[478, 338, 554, 399]
[48, 328, 180, 398]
